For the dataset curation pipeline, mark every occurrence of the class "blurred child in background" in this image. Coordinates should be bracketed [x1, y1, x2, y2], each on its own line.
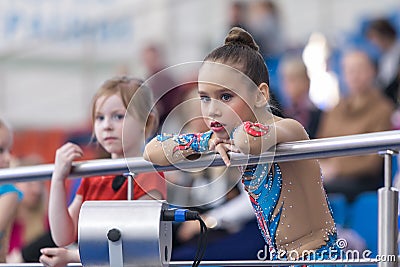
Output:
[0, 119, 23, 262]
[39, 76, 166, 267]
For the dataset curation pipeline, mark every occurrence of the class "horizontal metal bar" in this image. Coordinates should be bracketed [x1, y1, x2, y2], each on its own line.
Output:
[1, 130, 400, 183]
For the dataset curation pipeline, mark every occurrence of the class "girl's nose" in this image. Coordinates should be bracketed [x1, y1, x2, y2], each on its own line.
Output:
[103, 117, 114, 130]
[207, 99, 222, 117]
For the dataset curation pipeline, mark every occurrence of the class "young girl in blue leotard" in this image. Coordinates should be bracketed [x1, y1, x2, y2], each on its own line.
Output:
[144, 27, 340, 260]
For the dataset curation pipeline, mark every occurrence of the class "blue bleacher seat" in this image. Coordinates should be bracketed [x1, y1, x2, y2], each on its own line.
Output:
[327, 193, 348, 227]
[392, 155, 398, 182]
[347, 191, 379, 256]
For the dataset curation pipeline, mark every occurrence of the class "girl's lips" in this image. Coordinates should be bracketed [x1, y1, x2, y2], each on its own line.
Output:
[210, 121, 225, 132]
[210, 121, 222, 127]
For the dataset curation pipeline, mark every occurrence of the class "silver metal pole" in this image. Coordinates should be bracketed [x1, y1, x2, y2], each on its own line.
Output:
[1, 130, 400, 183]
[126, 172, 135, 201]
[378, 150, 399, 267]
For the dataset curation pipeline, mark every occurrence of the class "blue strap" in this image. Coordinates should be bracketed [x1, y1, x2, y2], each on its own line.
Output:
[0, 184, 23, 201]
[174, 209, 187, 222]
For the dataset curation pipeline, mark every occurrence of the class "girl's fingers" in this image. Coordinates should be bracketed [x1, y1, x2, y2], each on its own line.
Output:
[217, 138, 233, 144]
[74, 145, 84, 155]
[65, 145, 83, 155]
[211, 138, 241, 166]
[60, 143, 83, 155]
[39, 255, 51, 267]
[67, 152, 83, 161]
[41, 247, 58, 256]
[210, 138, 234, 151]
[228, 144, 241, 153]
[61, 146, 84, 161]
[209, 138, 224, 150]
[215, 144, 231, 166]
[209, 139, 216, 151]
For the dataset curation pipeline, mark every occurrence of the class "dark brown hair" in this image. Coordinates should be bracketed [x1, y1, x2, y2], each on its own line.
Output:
[367, 18, 397, 41]
[204, 27, 270, 87]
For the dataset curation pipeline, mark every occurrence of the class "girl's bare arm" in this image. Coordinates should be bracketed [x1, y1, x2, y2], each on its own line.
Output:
[48, 143, 83, 247]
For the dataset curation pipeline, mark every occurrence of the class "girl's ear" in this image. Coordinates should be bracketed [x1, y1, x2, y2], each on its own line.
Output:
[255, 82, 270, 108]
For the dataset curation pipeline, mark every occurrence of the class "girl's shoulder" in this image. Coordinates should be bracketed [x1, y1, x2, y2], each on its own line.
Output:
[274, 116, 307, 131]
[273, 117, 310, 142]
[273, 116, 301, 125]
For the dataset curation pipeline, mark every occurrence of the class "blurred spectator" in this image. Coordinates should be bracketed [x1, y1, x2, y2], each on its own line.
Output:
[317, 50, 395, 202]
[246, 0, 284, 58]
[245, 1, 286, 107]
[279, 55, 322, 139]
[8, 231, 56, 263]
[7, 155, 52, 263]
[365, 18, 400, 105]
[228, 2, 247, 30]
[141, 43, 183, 128]
[0, 118, 23, 262]
[212, 2, 248, 55]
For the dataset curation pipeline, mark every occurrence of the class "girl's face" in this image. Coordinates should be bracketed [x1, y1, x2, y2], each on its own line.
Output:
[281, 69, 310, 104]
[198, 63, 258, 139]
[94, 94, 144, 159]
[342, 51, 375, 95]
[0, 127, 12, 169]
[16, 181, 43, 209]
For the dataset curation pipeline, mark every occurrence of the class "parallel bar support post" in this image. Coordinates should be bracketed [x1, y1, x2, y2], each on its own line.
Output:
[378, 150, 399, 267]
[107, 228, 123, 267]
[126, 173, 136, 201]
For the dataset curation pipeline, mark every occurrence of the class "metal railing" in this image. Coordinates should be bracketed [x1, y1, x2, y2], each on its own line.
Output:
[1, 130, 400, 183]
[1, 130, 400, 267]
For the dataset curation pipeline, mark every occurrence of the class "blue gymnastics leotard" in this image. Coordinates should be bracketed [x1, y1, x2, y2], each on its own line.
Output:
[155, 130, 341, 260]
[242, 162, 341, 260]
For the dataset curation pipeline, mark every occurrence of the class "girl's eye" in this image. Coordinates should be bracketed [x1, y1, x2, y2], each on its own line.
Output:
[200, 96, 210, 102]
[0, 147, 4, 154]
[113, 114, 125, 120]
[221, 93, 232, 101]
[95, 115, 104, 121]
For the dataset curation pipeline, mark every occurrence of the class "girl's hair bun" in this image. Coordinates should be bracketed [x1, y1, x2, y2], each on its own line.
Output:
[224, 27, 259, 51]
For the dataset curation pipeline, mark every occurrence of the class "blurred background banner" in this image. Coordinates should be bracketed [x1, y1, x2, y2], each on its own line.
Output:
[0, 0, 399, 128]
